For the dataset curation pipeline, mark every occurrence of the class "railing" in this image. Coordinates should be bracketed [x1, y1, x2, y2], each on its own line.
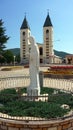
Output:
[43, 78, 73, 93]
[0, 76, 73, 93]
[0, 76, 30, 90]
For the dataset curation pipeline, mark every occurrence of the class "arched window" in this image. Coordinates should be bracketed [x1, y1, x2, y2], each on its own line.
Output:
[23, 32, 25, 35]
[23, 32, 25, 41]
[39, 47, 43, 55]
[46, 29, 49, 39]
[46, 29, 49, 33]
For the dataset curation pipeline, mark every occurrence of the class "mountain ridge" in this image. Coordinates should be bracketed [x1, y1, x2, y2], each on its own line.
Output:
[7, 48, 71, 59]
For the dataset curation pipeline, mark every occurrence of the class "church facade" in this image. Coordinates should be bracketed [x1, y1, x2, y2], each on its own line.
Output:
[20, 13, 62, 64]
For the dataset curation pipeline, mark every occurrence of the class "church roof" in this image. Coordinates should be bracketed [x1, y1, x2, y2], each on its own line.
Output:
[43, 13, 53, 27]
[20, 16, 30, 30]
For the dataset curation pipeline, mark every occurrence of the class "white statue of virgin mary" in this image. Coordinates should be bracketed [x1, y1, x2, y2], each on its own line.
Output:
[27, 36, 40, 97]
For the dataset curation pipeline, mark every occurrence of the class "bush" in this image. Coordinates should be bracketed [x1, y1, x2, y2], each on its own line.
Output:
[0, 87, 72, 119]
[0, 88, 18, 104]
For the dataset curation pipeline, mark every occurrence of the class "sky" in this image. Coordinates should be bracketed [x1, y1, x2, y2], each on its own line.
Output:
[0, 0, 73, 54]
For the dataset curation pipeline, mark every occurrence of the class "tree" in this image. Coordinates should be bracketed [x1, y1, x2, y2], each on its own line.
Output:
[16, 54, 20, 63]
[0, 55, 5, 64]
[0, 19, 9, 55]
[3, 50, 14, 63]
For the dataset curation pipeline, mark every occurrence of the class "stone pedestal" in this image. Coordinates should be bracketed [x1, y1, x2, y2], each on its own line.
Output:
[27, 88, 40, 97]
[21, 93, 48, 102]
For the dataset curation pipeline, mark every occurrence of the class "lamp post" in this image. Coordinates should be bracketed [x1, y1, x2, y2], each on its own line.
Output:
[14, 55, 16, 66]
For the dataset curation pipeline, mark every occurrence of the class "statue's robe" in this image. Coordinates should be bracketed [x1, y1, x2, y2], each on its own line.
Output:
[27, 36, 40, 96]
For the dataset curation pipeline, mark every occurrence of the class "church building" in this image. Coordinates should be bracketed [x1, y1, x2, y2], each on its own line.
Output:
[20, 13, 62, 64]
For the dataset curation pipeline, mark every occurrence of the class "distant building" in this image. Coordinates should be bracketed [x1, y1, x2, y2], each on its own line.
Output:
[20, 13, 62, 64]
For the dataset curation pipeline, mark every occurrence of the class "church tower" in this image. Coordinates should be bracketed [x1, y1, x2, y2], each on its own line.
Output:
[43, 13, 54, 64]
[20, 16, 31, 64]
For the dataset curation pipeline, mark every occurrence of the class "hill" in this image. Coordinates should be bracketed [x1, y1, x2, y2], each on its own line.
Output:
[8, 48, 20, 56]
[54, 50, 70, 58]
[8, 48, 71, 58]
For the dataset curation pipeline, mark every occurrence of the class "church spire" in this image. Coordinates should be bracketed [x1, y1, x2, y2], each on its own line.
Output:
[43, 12, 53, 27]
[20, 15, 30, 30]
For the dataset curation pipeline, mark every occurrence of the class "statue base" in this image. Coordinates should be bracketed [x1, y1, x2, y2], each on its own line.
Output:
[21, 93, 48, 102]
[27, 87, 40, 97]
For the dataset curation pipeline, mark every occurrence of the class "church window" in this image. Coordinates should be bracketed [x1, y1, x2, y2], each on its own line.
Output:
[46, 29, 49, 33]
[46, 29, 49, 38]
[39, 47, 43, 55]
[23, 32, 25, 41]
[23, 32, 25, 35]
[23, 39, 25, 41]
[46, 38, 49, 40]
[23, 41, 25, 45]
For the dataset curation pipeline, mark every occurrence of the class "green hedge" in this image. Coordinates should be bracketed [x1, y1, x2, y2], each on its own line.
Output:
[0, 87, 72, 119]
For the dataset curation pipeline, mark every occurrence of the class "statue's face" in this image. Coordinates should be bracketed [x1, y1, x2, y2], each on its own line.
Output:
[29, 37, 33, 44]
[28, 37, 31, 45]
[28, 36, 35, 46]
